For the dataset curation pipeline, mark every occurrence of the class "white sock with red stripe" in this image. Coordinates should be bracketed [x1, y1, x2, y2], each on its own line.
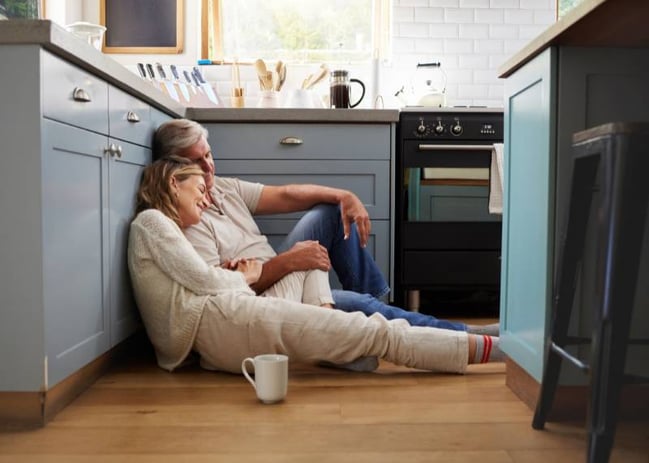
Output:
[473, 335, 505, 363]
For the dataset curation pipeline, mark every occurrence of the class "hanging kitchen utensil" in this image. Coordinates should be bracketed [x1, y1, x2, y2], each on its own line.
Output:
[154, 62, 181, 102]
[169, 64, 191, 103]
[192, 66, 220, 105]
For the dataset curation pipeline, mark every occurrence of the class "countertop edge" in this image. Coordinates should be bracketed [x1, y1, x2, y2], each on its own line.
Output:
[186, 107, 400, 123]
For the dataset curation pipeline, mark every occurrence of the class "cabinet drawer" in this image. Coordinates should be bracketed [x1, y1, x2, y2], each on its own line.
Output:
[42, 51, 108, 134]
[206, 123, 391, 160]
[109, 85, 154, 147]
[216, 159, 390, 219]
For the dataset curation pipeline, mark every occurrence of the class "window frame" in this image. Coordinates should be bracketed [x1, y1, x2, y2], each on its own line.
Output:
[200, 0, 390, 64]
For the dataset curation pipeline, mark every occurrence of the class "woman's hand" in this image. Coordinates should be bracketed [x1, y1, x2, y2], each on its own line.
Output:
[223, 258, 262, 285]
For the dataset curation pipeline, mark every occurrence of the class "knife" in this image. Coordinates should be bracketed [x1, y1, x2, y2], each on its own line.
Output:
[192, 66, 220, 105]
[169, 64, 191, 103]
[183, 69, 198, 94]
[136, 63, 147, 79]
[144, 63, 166, 93]
[154, 62, 180, 102]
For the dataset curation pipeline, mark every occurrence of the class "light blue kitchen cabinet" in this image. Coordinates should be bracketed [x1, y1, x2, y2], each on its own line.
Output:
[205, 122, 394, 291]
[0, 46, 166, 400]
[500, 48, 556, 381]
[501, 46, 649, 383]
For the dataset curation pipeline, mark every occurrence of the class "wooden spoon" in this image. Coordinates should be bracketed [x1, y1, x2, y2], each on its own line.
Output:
[254, 59, 268, 89]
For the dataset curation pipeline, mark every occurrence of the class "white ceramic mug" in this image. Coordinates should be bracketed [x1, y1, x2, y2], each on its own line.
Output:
[241, 354, 288, 404]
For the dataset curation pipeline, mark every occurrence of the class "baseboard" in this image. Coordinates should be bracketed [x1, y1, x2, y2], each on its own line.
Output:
[0, 333, 145, 430]
[506, 358, 649, 421]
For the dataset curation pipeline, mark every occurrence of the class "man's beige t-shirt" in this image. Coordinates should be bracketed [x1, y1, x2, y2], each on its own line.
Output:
[183, 177, 276, 266]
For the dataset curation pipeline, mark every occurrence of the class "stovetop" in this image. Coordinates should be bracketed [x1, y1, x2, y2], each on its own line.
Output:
[399, 107, 503, 141]
[400, 106, 503, 114]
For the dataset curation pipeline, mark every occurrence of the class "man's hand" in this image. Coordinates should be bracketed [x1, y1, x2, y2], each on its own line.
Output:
[339, 191, 371, 247]
[283, 240, 331, 272]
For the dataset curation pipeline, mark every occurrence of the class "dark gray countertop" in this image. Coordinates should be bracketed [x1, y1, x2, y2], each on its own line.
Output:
[187, 107, 399, 123]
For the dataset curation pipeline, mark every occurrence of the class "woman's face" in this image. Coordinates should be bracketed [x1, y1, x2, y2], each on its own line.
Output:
[173, 174, 207, 227]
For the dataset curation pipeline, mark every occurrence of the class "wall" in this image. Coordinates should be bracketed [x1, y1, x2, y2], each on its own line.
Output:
[46, 0, 555, 108]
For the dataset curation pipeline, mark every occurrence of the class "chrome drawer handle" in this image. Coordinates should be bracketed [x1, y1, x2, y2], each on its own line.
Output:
[104, 143, 122, 158]
[279, 136, 303, 146]
[72, 87, 91, 103]
[126, 111, 141, 123]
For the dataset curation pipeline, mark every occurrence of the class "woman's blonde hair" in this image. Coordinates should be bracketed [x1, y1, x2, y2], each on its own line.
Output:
[136, 156, 204, 227]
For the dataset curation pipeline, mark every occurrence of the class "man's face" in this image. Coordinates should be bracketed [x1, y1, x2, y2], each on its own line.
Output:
[179, 136, 215, 189]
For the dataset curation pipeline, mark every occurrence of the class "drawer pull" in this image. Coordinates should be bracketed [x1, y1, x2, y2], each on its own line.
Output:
[126, 111, 141, 123]
[104, 143, 123, 158]
[279, 136, 303, 146]
[72, 87, 91, 103]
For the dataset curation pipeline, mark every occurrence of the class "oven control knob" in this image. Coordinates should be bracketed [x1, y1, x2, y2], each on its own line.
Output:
[417, 123, 427, 134]
[451, 123, 463, 135]
[434, 122, 444, 134]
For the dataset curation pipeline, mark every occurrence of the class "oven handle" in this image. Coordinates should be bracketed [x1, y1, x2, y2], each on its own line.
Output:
[418, 144, 495, 151]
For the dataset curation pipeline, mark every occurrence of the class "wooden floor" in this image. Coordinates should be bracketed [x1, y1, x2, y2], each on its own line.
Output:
[1, 327, 648, 462]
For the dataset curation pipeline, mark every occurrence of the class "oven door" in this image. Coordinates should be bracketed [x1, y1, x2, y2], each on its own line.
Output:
[397, 140, 502, 304]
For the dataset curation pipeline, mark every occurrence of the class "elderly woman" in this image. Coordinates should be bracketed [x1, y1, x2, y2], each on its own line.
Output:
[128, 156, 503, 374]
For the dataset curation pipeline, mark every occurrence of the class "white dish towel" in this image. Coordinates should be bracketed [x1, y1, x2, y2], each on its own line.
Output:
[489, 143, 504, 215]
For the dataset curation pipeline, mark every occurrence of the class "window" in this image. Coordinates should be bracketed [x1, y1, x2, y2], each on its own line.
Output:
[202, 0, 390, 63]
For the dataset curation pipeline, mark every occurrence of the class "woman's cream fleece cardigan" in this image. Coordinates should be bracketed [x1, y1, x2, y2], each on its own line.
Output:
[128, 209, 254, 371]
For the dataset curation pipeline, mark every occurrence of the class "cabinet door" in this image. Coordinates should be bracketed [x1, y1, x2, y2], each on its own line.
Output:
[42, 120, 110, 386]
[501, 48, 556, 381]
[108, 138, 151, 346]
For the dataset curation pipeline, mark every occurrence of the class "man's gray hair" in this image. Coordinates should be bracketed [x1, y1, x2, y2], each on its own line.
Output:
[153, 119, 208, 161]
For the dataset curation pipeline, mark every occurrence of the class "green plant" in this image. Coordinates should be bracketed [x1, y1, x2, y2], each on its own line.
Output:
[0, 0, 40, 19]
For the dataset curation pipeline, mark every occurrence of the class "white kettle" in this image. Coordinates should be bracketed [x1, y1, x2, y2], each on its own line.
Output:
[395, 62, 447, 108]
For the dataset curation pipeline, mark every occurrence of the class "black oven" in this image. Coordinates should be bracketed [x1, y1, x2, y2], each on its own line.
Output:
[394, 108, 504, 312]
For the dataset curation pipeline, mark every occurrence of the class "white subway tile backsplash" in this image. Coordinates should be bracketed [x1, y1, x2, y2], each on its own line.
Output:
[490, 0, 519, 7]
[504, 8, 534, 23]
[398, 23, 430, 37]
[474, 39, 504, 54]
[475, 8, 505, 23]
[444, 39, 475, 53]
[459, 54, 489, 68]
[474, 69, 500, 83]
[460, 0, 490, 7]
[519, 24, 547, 38]
[534, 10, 555, 24]
[444, 8, 475, 23]
[428, 23, 459, 38]
[429, 0, 460, 7]
[414, 7, 445, 23]
[459, 24, 490, 39]
[414, 38, 445, 53]
[389, 0, 555, 105]
[489, 24, 519, 39]
[393, 7, 415, 22]
[398, 0, 429, 6]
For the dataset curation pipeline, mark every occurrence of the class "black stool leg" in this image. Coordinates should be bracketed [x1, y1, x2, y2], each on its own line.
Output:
[532, 154, 600, 430]
[587, 135, 649, 463]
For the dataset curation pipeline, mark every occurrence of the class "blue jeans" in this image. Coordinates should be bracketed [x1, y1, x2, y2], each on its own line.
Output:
[277, 204, 467, 331]
[332, 290, 468, 331]
[278, 204, 390, 298]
